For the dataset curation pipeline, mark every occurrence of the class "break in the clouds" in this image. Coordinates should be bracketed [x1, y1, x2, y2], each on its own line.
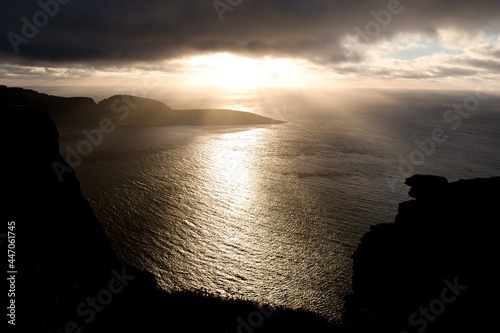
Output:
[1, 0, 499, 87]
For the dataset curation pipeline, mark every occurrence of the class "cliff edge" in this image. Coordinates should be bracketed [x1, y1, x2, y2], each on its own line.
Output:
[343, 175, 500, 332]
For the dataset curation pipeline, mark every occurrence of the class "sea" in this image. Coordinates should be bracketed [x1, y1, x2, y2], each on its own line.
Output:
[56, 89, 500, 323]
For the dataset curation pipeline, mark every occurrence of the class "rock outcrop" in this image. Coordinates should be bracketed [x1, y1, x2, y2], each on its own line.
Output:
[343, 175, 500, 333]
[0, 85, 100, 123]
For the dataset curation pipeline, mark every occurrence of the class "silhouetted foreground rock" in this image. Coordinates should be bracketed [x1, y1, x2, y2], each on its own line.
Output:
[343, 174, 500, 332]
[0, 85, 101, 123]
[3, 107, 332, 333]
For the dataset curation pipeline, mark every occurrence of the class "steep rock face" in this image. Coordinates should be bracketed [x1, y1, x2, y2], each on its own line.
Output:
[0, 85, 99, 123]
[4, 106, 146, 332]
[5, 106, 116, 267]
[343, 175, 500, 333]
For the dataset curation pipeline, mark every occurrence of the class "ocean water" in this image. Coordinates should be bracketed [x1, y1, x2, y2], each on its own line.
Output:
[58, 94, 500, 323]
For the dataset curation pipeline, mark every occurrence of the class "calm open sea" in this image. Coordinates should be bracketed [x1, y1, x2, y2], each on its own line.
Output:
[58, 94, 500, 323]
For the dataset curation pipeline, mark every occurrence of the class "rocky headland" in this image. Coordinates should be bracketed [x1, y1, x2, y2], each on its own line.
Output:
[343, 174, 500, 332]
[0, 85, 283, 126]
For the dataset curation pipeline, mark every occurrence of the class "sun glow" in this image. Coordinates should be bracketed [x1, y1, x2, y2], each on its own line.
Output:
[183, 53, 310, 89]
[198, 128, 265, 218]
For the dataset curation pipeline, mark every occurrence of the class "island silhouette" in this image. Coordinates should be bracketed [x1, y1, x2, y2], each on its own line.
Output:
[0, 85, 284, 126]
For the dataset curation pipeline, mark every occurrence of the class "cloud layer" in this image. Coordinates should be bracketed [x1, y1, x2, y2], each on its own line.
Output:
[1, 0, 500, 64]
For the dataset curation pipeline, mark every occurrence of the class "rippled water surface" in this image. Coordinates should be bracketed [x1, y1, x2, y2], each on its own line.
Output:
[59, 103, 500, 322]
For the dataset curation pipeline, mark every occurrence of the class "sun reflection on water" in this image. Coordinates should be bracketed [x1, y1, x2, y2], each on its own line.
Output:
[200, 128, 265, 215]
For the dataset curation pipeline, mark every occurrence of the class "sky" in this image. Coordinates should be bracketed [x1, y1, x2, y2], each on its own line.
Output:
[1, 0, 500, 92]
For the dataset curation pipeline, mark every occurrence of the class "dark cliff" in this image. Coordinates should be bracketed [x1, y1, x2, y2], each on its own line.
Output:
[3, 106, 331, 333]
[0, 85, 100, 123]
[343, 175, 500, 332]
[5, 106, 152, 332]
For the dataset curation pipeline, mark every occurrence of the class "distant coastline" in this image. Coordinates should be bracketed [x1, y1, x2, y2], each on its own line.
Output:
[0, 85, 284, 126]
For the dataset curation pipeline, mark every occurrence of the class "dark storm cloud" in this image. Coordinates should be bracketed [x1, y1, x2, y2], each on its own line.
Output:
[1, 0, 499, 64]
